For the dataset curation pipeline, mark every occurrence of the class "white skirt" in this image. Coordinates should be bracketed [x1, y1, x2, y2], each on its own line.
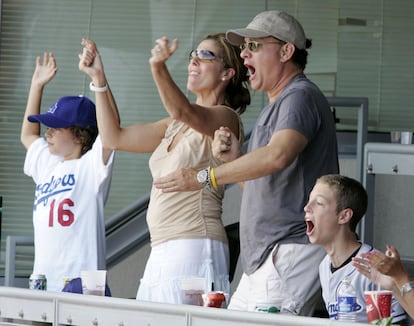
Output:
[136, 238, 230, 304]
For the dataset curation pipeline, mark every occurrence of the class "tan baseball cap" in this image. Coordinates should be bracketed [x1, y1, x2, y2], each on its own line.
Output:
[226, 10, 307, 50]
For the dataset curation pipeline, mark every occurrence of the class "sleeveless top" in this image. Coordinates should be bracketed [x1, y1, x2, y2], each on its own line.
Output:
[147, 115, 242, 246]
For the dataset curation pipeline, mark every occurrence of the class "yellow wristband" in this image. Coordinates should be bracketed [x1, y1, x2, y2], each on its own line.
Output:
[210, 167, 218, 190]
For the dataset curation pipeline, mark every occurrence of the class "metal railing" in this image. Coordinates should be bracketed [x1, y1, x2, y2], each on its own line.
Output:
[0, 286, 362, 326]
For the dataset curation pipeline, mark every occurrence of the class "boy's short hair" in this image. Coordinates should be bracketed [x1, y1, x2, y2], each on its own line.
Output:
[317, 174, 368, 232]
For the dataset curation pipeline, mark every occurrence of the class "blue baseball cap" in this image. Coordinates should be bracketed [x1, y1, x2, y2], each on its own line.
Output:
[28, 95, 97, 128]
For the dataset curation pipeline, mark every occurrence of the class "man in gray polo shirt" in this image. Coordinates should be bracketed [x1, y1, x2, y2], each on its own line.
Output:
[154, 10, 339, 315]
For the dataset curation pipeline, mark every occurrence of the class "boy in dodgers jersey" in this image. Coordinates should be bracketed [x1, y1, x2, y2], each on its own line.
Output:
[304, 174, 406, 323]
[21, 52, 117, 292]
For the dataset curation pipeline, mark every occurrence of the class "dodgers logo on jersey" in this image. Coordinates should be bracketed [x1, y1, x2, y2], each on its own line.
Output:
[33, 174, 75, 210]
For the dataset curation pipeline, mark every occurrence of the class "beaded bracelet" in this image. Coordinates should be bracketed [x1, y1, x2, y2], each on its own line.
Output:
[89, 82, 108, 93]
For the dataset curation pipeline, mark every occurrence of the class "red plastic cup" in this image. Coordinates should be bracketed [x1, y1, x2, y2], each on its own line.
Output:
[364, 290, 392, 323]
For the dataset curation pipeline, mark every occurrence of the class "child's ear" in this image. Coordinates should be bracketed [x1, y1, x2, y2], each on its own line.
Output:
[338, 208, 353, 225]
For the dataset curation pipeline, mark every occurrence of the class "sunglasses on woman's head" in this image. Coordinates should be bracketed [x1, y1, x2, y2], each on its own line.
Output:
[188, 49, 218, 62]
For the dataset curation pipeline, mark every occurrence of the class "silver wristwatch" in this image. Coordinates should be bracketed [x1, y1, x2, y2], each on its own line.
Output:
[400, 281, 414, 297]
[196, 167, 210, 188]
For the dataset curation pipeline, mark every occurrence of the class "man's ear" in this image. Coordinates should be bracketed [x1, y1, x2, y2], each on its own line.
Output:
[280, 43, 295, 62]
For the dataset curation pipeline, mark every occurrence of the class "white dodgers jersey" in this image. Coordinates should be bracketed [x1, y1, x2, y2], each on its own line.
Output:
[24, 136, 114, 292]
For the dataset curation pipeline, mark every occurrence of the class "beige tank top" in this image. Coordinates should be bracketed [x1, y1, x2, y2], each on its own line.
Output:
[147, 116, 242, 246]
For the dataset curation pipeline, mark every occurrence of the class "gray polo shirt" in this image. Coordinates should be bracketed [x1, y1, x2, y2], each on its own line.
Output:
[240, 74, 339, 275]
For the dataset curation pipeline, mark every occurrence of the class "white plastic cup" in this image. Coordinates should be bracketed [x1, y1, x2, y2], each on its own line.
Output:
[400, 131, 413, 144]
[80, 270, 106, 296]
[180, 277, 205, 306]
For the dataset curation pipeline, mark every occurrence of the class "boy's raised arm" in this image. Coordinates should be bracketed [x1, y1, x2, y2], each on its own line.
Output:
[21, 52, 57, 149]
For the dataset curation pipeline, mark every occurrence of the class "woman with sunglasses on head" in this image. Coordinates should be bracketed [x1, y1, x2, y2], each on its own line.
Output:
[79, 34, 250, 304]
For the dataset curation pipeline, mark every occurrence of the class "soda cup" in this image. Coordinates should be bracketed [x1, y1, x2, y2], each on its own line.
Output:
[180, 278, 205, 306]
[29, 274, 47, 290]
[364, 290, 392, 323]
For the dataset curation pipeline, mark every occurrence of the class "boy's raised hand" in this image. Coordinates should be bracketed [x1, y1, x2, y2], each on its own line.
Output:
[32, 52, 57, 88]
[78, 38, 105, 82]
